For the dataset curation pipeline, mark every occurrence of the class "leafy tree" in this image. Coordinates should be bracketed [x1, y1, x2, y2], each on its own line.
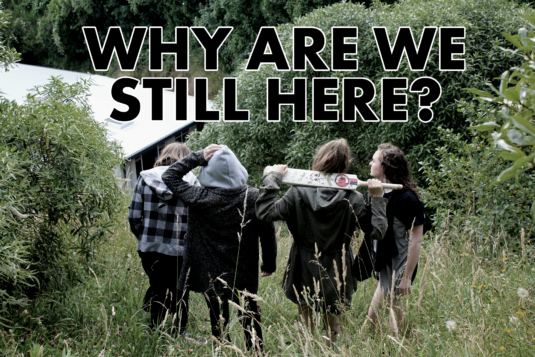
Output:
[0, 77, 126, 316]
[0, 1, 19, 70]
[468, 14, 535, 219]
[4, 0, 391, 73]
[188, 0, 530, 188]
[420, 125, 535, 251]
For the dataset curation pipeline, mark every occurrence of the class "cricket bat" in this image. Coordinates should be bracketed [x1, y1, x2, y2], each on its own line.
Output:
[268, 167, 403, 190]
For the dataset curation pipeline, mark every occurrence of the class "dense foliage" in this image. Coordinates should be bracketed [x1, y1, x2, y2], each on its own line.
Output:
[420, 124, 535, 249]
[187, 0, 531, 188]
[0, 1, 20, 71]
[0, 78, 126, 315]
[4, 0, 166, 71]
[3, 0, 389, 73]
[467, 15, 535, 220]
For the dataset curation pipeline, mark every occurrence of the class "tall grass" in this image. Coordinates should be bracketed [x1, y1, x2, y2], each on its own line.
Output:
[1, 210, 534, 356]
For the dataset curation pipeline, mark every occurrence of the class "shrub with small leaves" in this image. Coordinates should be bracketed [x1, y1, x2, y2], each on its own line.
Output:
[0, 1, 20, 71]
[467, 14, 535, 219]
[0, 77, 126, 315]
[420, 124, 535, 250]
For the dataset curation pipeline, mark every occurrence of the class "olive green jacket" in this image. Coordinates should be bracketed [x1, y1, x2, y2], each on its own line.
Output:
[256, 172, 387, 313]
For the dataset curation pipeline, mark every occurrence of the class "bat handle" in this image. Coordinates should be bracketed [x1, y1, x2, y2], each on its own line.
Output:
[383, 183, 404, 190]
[357, 181, 404, 190]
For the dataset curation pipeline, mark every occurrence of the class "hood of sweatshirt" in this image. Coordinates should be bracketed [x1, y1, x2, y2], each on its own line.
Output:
[295, 185, 349, 215]
[140, 166, 198, 200]
[198, 145, 248, 188]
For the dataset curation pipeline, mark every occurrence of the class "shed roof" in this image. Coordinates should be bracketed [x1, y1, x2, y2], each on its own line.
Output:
[0, 64, 203, 159]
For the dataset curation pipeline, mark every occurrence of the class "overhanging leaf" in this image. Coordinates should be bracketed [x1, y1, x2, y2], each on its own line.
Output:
[496, 139, 525, 154]
[507, 129, 527, 145]
[500, 71, 510, 93]
[511, 151, 535, 171]
[464, 88, 495, 99]
[500, 151, 525, 161]
[509, 115, 535, 137]
[494, 166, 517, 184]
[502, 32, 524, 49]
[469, 122, 501, 131]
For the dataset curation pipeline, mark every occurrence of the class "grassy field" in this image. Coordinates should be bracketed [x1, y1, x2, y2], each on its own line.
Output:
[1, 214, 534, 356]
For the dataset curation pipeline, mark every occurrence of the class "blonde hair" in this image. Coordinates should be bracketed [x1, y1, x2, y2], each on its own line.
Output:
[154, 143, 190, 167]
[311, 139, 352, 174]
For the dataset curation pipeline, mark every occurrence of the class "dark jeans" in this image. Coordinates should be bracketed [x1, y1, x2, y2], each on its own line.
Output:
[178, 289, 263, 350]
[138, 251, 189, 331]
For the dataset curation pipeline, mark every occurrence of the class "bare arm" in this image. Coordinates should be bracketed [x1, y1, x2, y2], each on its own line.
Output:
[399, 224, 424, 295]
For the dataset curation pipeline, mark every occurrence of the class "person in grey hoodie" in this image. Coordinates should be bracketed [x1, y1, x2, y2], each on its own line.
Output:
[128, 143, 199, 331]
[161, 144, 277, 350]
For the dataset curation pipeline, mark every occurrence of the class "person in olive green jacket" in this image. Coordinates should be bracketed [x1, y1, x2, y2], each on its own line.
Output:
[255, 139, 388, 346]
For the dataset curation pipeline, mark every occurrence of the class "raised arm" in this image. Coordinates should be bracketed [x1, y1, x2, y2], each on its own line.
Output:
[162, 145, 220, 208]
[255, 167, 295, 222]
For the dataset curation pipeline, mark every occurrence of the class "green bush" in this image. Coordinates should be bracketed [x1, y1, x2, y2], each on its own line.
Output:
[467, 14, 535, 219]
[188, 0, 531, 188]
[0, 77, 126, 316]
[196, 0, 371, 71]
[5, 0, 166, 71]
[0, 1, 19, 71]
[4, 0, 383, 73]
[420, 124, 535, 251]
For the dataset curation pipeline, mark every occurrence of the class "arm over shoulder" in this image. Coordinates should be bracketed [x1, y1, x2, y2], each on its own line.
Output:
[255, 172, 295, 222]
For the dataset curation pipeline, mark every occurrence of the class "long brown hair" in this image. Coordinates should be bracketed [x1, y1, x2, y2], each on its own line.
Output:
[154, 143, 190, 167]
[312, 139, 352, 174]
[377, 143, 420, 198]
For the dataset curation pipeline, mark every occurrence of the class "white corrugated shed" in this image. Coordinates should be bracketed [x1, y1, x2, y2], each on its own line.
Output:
[0, 63, 201, 159]
[0, 64, 207, 188]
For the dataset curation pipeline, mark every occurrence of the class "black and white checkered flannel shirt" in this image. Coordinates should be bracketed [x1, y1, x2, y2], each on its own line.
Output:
[128, 174, 193, 256]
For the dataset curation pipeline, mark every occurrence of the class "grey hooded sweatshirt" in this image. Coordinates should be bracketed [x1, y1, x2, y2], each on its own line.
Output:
[198, 145, 248, 188]
[128, 166, 198, 256]
[161, 149, 277, 296]
[256, 171, 387, 314]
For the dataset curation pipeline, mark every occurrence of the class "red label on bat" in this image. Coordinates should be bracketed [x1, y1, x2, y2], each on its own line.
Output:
[334, 175, 359, 188]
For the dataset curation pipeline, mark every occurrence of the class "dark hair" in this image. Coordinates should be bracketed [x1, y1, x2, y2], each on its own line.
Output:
[312, 139, 352, 174]
[154, 143, 190, 167]
[377, 143, 420, 198]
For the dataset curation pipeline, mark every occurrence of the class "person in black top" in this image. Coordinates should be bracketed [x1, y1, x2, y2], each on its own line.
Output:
[366, 143, 425, 335]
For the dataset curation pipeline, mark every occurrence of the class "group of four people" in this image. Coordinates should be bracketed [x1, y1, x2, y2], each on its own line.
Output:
[128, 139, 424, 350]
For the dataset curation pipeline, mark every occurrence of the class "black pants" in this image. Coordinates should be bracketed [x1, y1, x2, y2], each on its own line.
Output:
[138, 251, 189, 331]
[178, 289, 263, 350]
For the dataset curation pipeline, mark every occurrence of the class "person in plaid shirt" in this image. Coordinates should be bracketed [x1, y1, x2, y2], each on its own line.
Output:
[128, 143, 199, 332]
